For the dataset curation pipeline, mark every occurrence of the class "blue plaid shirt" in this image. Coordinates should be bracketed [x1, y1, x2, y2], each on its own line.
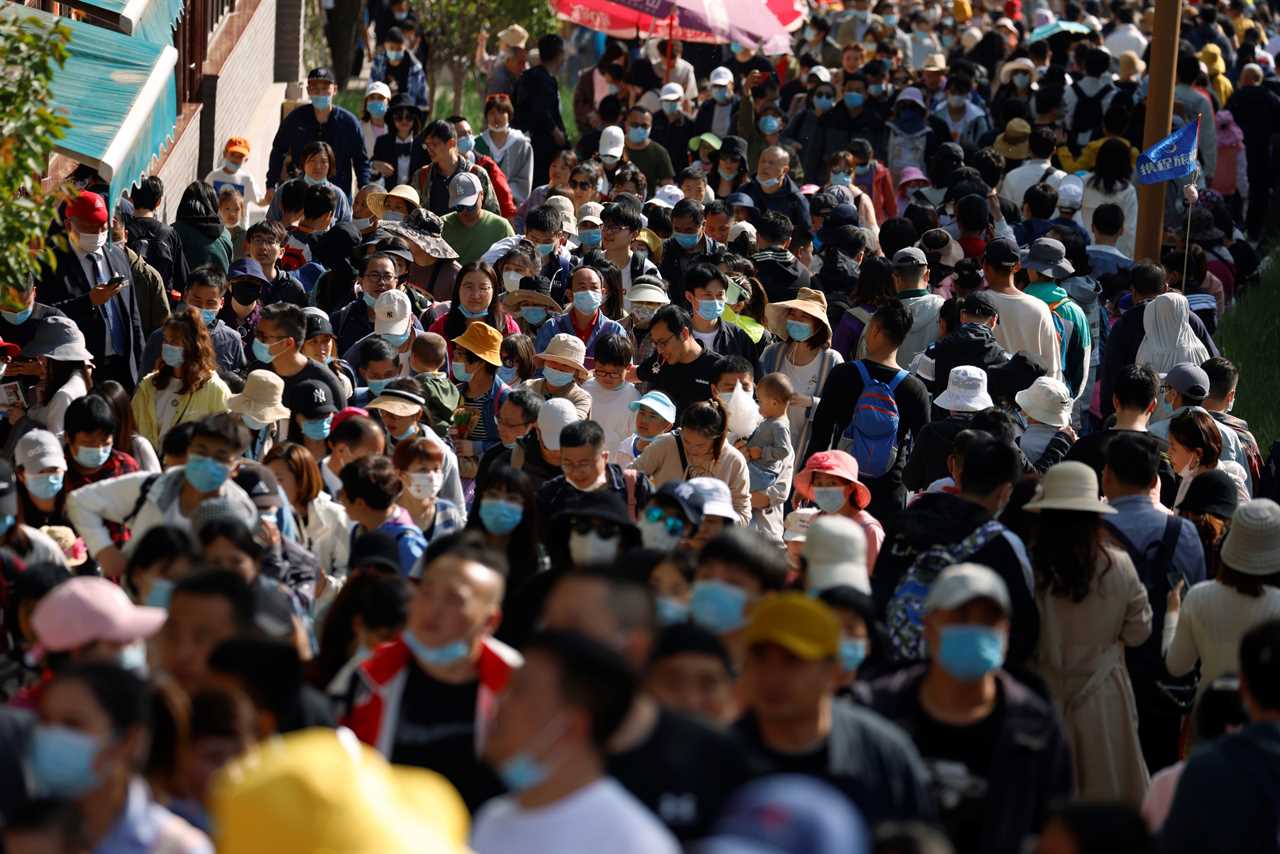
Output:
[369, 51, 430, 111]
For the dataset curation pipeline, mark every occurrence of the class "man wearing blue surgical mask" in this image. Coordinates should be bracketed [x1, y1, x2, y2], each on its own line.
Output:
[658, 198, 722, 289]
[343, 539, 513, 812]
[143, 267, 247, 377]
[532, 267, 626, 369]
[858, 563, 1072, 854]
[266, 66, 370, 205]
[524, 205, 576, 299]
[743, 145, 813, 246]
[679, 263, 756, 362]
[622, 106, 674, 196]
[369, 27, 430, 111]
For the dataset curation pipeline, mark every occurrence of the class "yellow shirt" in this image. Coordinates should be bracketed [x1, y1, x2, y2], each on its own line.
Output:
[1056, 135, 1140, 174]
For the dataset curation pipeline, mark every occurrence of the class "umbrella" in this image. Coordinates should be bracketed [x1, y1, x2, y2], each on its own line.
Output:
[1027, 20, 1091, 43]
[552, 0, 803, 45]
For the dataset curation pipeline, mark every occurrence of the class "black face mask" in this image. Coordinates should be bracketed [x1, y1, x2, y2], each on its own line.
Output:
[232, 282, 262, 306]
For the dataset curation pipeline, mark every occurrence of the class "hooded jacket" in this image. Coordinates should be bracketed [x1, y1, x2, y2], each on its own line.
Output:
[917, 322, 1010, 399]
[751, 248, 812, 303]
[1025, 281, 1091, 398]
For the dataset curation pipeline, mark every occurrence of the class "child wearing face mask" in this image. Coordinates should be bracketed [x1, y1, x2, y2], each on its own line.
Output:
[204, 137, 264, 210]
[615, 391, 676, 467]
[524, 333, 593, 419]
[391, 435, 465, 544]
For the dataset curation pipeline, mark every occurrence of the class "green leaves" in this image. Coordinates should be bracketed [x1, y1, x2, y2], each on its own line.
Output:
[0, 15, 70, 299]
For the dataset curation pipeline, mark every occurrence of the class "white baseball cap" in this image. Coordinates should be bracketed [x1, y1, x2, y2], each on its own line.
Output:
[803, 516, 869, 594]
[448, 172, 483, 210]
[709, 66, 733, 87]
[653, 185, 684, 208]
[537, 398, 582, 451]
[599, 125, 625, 159]
[660, 82, 684, 101]
[373, 289, 413, 336]
[688, 477, 737, 520]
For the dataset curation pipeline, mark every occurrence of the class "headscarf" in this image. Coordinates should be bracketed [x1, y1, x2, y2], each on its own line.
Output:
[1136, 291, 1211, 374]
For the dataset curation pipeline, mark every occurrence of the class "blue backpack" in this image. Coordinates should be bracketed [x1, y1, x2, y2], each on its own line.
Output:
[838, 361, 908, 478]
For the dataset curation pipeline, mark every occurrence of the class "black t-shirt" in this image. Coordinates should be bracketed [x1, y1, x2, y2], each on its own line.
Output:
[753, 738, 830, 780]
[1066, 427, 1178, 506]
[806, 359, 932, 519]
[607, 707, 757, 841]
[389, 664, 504, 811]
[900, 689, 1005, 854]
[637, 346, 720, 415]
[279, 359, 349, 411]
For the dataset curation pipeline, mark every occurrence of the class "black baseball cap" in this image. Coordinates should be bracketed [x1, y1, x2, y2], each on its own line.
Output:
[961, 291, 998, 318]
[984, 236, 1020, 268]
[233, 462, 283, 510]
[308, 67, 336, 83]
[286, 379, 338, 418]
[304, 307, 334, 340]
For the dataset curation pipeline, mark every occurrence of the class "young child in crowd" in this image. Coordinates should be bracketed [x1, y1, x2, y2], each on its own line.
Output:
[204, 136, 264, 206]
[411, 333, 461, 437]
[217, 187, 247, 260]
[582, 334, 640, 452]
[741, 372, 794, 493]
[616, 391, 677, 466]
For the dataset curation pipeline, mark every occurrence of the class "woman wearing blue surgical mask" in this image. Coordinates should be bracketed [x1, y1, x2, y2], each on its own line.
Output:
[288, 379, 338, 462]
[499, 333, 536, 386]
[123, 525, 197, 609]
[23, 319, 92, 440]
[428, 262, 520, 367]
[465, 466, 549, 620]
[359, 84, 391, 160]
[528, 265, 626, 370]
[367, 183, 420, 227]
[817, 585, 888, 690]
[711, 135, 750, 198]
[132, 309, 232, 449]
[392, 435, 465, 545]
[371, 95, 424, 187]
[759, 289, 845, 460]
[34, 664, 212, 851]
[265, 441, 350, 580]
[314, 570, 411, 702]
[0, 460, 72, 570]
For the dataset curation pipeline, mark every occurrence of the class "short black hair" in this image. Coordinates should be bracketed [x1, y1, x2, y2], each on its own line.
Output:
[340, 455, 402, 510]
[172, 567, 257, 630]
[187, 265, 227, 297]
[713, 355, 754, 383]
[560, 419, 605, 452]
[130, 176, 164, 211]
[503, 387, 543, 422]
[208, 634, 308, 733]
[671, 198, 704, 225]
[526, 205, 562, 235]
[1092, 203, 1125, 236]
[593, 333, 632, 367]
[278, 179, 307, 215]
[1113, 364, 1159, 411]
[959, 436, 1021, 496]
[652, 304, 692, 336]
[871, 300, 913, 347]
[259, 301, 306, 345]
[1023, 182, 1058, 219]
[1130, 263, 1167, 297]
[538, 33, 565, 63]
[303, 184, 339, 219]
[648, 621, 732, 672]
[161, 421, 198, 459]
[1202, 356, 1239, 401]
[601, 202, 642, 232]
[1106, 432, 1162, 488]
[1241, 620, 1280, 711]
[698, 528, 788, 591]
[703, 199, 729, 219]
[192, 412, 250, 454]
[423, 119, 456, 143]
[756, 210, 793, 245]
[1028, 127, 1057, 160]
[64, 394, 117, 441]
[523, 629, 636, 749]
[359, 335, 397, 366]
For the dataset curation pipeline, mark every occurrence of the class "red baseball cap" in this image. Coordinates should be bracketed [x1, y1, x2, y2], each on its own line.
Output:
[65, 191, 109, 227]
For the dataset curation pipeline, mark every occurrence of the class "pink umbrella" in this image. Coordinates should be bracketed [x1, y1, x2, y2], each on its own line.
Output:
[552, 0, 803, 45]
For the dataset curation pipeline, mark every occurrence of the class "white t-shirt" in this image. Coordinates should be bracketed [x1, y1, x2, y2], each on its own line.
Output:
[985, 289, 1063, 378]
[692, 328, 717, 352]
[204, 167, 262, 207]
[471, 778, 679, 854]
[582, 378, 640, 452]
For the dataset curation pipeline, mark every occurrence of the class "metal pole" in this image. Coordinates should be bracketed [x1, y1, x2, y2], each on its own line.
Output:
[1133, 0, 1183, 263]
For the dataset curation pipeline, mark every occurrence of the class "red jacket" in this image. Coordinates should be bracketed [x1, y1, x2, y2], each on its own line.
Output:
[343, 635, 521, 757]
[869, 162, 897, 229]
[474, 154, 518, 220]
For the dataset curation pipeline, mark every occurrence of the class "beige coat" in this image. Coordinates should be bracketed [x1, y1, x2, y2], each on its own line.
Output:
[631, 432, 751, 527]
[1035, 545, 1152, 805]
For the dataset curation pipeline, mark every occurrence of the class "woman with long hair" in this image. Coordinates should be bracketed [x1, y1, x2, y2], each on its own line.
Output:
[371, 95, 423, 188]
[1077, 138, 1139, 257]
[95, 380, 161, 472]
[465, 464, 548, 608]
[130, 308, 231, 448]
[312, 570, 410, 699]
[760, 288, 845, 458]
[264, 441, 350, 577]
[172, 181, 232, 274]
[1176, 468, 1240, 574]
[634, 399, 751, 525]
[1026, 461, 1152, 804]
[427, 262, 519, 366]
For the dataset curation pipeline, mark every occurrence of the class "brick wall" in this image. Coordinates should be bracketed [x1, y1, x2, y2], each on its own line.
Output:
[204, 0, 278, 177]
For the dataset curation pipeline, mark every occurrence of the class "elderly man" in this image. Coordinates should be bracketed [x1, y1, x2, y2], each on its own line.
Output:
[743, 146, 812, 243]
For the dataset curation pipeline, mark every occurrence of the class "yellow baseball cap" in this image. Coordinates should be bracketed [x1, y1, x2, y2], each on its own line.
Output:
[210, 728, 471, 853]
[743, 593, 840, 661]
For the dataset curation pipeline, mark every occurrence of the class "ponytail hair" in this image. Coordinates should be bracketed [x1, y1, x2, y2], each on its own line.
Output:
[680, 398, 728, 462]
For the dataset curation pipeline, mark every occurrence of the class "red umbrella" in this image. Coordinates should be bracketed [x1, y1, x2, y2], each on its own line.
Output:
[552, 0, 803, 45]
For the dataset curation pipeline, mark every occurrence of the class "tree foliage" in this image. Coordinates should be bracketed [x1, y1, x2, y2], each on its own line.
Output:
[0, 14, 70, 306]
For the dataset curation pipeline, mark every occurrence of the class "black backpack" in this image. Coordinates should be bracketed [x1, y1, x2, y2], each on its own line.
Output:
[1069, 81, 1114, 151]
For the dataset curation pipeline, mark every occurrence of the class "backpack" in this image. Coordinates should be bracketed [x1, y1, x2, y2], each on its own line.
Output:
[123, 474, 162, 526]
[885, 520, 1007, 661]
[838, 361, 908, 478]
[1069, 81, 1113, 150]
[1046, 297, 1075, 368]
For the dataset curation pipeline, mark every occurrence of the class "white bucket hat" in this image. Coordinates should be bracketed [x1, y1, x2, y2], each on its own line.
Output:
[1015, 376, 1072, 428]
[803, 516, 869, 594]
[1023, 462, 1116, 514]
[934, 366, 994, 413]
[1220, 499, 1280, 576]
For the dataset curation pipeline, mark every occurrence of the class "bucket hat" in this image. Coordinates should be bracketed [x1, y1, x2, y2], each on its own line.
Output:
[1015, 375, 1073, 427]
[1023, 461, 1116, 514]
[993, 118, 1032, 159]
[803, 515, 869, 594]
[794, 451, 871, 510]
[367, 184, 420, 218]
[228, 370, 292, 423]
[1220, 498, 1280, 576]
[1020, 237, 1075, 279]
[764, 287, 831, 340]
[534, 333, 589, 381]
[451, 321, 502, 366]
[935, 365, 995, 413]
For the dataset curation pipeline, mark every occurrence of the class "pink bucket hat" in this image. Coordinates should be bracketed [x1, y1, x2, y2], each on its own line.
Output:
[793, 450, 871, 510]
[31, 576, 167, 652]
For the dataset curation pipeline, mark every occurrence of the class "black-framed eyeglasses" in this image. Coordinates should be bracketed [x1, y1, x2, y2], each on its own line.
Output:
[570, 180, 594, 190]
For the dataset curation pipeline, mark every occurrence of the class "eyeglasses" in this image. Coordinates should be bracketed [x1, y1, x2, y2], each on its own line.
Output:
[602, 223, 629, 233]
[644, 506, 687, 536]
[364, 272, 398, 283]
[593, 366, 623, 382]
[650, 333, 675, 349]
[569, 518, 619, 538]
[570, 180, 595, 191]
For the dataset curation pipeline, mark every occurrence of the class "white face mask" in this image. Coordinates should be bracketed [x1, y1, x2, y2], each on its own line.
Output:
[639, 517, 681, 551]
[489, 122, 510, 133]
[77, 229, 108, 253]
[502, 270, 524, 293]
[569, 530, 620, 566]
[409, 470, 443, 501]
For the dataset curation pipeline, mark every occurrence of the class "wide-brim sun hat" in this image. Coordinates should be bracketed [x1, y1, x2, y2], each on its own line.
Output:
[502, 275, 562, 312]
[793, 450, 871, 511]
[764, 287, 831, 340]
[367, 184, 421, 217]
[228, 370, 292, 423]
[1023, 461, 1116, 514]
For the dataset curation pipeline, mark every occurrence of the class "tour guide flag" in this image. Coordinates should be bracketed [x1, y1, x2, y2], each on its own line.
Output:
[1136, 116, 1200, 185]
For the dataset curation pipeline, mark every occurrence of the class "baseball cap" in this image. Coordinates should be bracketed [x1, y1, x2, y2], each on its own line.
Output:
[743, 593, 840, 660]
[537, 398, 582, 451]
[698, 776, 869, 854]
[782, 507, 820, 543]
[599, 125, 625, 159]
[65, 192, 108, 227]
[15, 429, 66, 473]
[724, 191, 755, 209]
[233, 462, 284, 510]
[308, 66, 336, 82]
[809, 65, 833, 83]
[31, 576, 166, 651]
[803, 516, 869, 594]
[1057, 176, 1084, 211]
[687, 477, 736, 521]
[960, 291, 998, 318]
[660, 82, 683, 101]
[924, 563, 1012, 615]
[983, 236, 1020, 267]
[447, 173, 483, 211]
[1165, 363, 1210, 400]
[365, 81, 392, 100]
[304, 306, 334, 339]
[891, 246, 927, 269]
[653, 481, 705, 529]
[373, 289, 413, 336]
[225, 136, 251, 157]
[709, 66, 733, 86]
[286, 379, 338, 418]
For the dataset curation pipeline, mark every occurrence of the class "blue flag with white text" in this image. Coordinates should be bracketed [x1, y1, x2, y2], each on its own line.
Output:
[1135, 118, 1200, 185]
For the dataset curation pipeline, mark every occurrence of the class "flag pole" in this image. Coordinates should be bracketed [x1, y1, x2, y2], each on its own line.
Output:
[1181, 114, 1202, 289]
[1134, 0, 1183, 263]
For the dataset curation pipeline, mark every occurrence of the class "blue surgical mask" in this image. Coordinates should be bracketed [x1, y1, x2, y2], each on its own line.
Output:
[479, 497, 523, 534]
[844, 91, 865, 108]
[184, 454, 231, 493]
[403, 631, 470, 666]
[690, 579, 749, 634]
[718, 166, 737, 181]
[812, 485, 848, 513]
[394, 423, 418, 442]
[786, 319, 814, 341]
[367, 377, 392, 396]
[697, 298, 725, 321]
[656, 597, 690, 625]
[830, 171, 852, 186]
[661, 100, 679, 114]
[382, 330, 410, 349]
[386, 48, 405, 62]
[75, 444, 111, 469]
[26, 473, 63, 500]
[543, 366, 576, 388]
[363, 291, 378, 308]
[199, 308, 218, 327]
[730, 41, 744, 53]
[855, 163, 871, 175]
[311, 95, 332, 110]
[761, 175, 782, 189]
[242, 413, 268, 431]
[252, 337, 275, 364]
[497, 365, 518, 384]
[869, 83, 886, 97]
[883, 14, 898, 26]
[352, 216, 373, 231]
[535, 242, 556, 257]
[1013, 72, 1030, 89]
[496, 753, 549, 793]
[521, 307, 548, 326]
[814, 95, 835, 112]
[458, 304, 489, 319]
[145, 578, 175, 609]
[161, 343, 185, 368]
[674, 231, 700, 249]
[578, 228, 602, 248]
[606, 83, 619, 95]
[222, 159, 241, 173]
[381, 211, 405, 223]
[573, 289, 602, 313]
[302, 415, 333, 440]
[936, 625, 1005, 680]
[28, 725, 100, 799]
[303, 174, 326, 187]
[456, 135, 474, 154]
[3, 305, 33, 325]
[628, 126, 650, 144]
[839, 637, 868, 672]
[0, 514, 14, 537]
[713, 86, 731, 104]
[758, 115, 781, 135]
[368, 100, 388, 118]
[452, 361, 473, 382]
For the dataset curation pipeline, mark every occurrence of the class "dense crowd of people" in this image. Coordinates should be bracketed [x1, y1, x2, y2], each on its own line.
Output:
[5, 0, 1280, 851]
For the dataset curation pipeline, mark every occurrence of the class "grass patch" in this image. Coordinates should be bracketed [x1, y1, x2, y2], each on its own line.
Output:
[1216, 260, 1280, 450]
[335, 79, 578, 136]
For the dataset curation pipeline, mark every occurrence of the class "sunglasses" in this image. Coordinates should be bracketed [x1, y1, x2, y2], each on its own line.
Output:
[644, 506, 687, 536]
[570, 180, 595, 191]
[569, 518, 620, 538]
